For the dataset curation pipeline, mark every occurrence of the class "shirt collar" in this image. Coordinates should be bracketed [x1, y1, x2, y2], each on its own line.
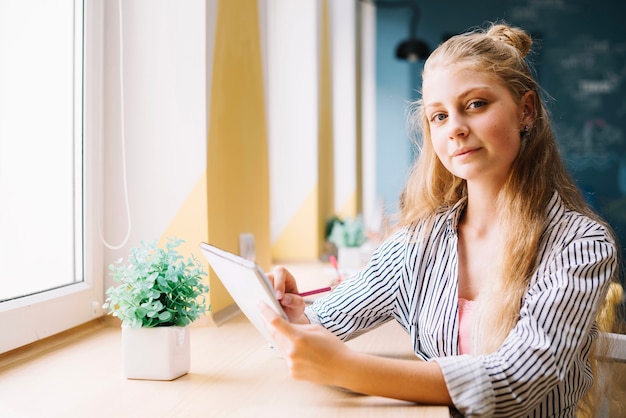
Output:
[444, 197, 468, 234]
[443, 191, 562, 234]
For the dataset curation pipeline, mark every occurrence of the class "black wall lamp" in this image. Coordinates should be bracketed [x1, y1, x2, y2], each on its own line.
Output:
[374, 0, 430, 62]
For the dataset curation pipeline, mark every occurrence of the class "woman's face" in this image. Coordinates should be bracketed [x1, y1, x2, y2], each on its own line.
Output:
[422, 65, 530, 189]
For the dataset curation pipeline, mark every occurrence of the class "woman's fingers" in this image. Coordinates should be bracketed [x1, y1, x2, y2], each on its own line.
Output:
[265, 266, 308, 323]
[267, 266, 299, 300]
[259, 301, 286, 328]
[259, 301, 347, 385]
[259, 301, 296, 350]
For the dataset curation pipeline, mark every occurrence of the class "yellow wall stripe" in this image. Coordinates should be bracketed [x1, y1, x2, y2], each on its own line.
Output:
[160, 173, 209, 256]
[317, 0, 334, 257]
[337, 191, 358, 220]
[207, 0, 270, 313]
[159, 173, 211, 324]
[271, 185, 319, 261]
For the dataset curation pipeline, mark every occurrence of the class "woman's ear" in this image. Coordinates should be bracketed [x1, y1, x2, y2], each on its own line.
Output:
[520, 91, 536, 126]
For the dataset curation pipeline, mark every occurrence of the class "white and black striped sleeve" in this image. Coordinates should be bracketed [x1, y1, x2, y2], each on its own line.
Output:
[305, 228, 410, 341]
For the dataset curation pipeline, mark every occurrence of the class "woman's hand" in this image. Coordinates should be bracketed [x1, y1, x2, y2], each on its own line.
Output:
[266, 266, 308, 324]
[259, 302, 452, 405]
[259, 301, 350, 386]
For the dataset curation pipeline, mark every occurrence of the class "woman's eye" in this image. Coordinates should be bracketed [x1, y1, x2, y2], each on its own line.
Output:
[430, 113, 447, 122]
[468, 100, 487, 109]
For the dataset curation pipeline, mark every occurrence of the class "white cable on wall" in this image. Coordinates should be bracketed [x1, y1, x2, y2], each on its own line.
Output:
[99, 0, 131, 250]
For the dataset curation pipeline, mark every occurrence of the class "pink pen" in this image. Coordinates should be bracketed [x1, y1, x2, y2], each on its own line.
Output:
[329, 254, 343, 286]
[329, 255, 340, 276]
[297, 255, 343, 297]
[298, 286, 332, 297]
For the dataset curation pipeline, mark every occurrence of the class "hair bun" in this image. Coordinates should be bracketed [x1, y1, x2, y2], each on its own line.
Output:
[487, 24, 532, 57]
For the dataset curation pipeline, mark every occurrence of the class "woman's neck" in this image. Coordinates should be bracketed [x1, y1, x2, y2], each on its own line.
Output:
[457, 187, 503, 300]
[462, 186, 501, 234]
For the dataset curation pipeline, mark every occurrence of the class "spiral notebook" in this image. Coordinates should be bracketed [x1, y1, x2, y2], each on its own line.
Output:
[199, 243, 287, 347]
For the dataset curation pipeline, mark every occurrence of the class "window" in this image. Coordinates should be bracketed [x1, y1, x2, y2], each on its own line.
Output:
[0, 0, 103, 354]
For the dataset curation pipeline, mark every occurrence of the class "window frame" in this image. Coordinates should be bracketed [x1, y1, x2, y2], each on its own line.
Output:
[0, 0, 103, 355]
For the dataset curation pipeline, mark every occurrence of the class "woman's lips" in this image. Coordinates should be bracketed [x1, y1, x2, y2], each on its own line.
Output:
[453, 147, 481, 157]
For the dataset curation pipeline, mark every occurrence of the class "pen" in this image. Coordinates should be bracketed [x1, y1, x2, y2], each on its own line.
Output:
[329, 254, 343, 286]
[298, 286, 332, 297]
[329, 255, 340, 277]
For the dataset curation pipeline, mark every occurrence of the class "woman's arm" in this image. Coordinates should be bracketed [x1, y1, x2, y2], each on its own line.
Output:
[269, 228, 410, 333]
[259, 302, 452, 405]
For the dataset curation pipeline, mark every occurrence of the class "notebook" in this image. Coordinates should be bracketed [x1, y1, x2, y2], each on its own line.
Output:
[199, 243, 287, 347]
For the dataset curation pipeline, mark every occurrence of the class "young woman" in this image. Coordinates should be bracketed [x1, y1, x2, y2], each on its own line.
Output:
[260, 22, 619, 417]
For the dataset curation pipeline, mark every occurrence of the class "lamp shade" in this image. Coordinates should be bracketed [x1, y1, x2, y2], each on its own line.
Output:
[395, 38, 430, 61]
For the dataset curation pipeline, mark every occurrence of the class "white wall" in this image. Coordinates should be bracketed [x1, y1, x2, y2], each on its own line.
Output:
[100, 0, 367, 270]
[102, 0, 207, 289]
[330, 0, 358, 217]
[360, 0, 379, 231]
[266, 0, 319, 250]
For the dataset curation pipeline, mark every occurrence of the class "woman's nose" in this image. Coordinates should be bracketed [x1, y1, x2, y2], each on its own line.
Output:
[447, 115, 469, 139]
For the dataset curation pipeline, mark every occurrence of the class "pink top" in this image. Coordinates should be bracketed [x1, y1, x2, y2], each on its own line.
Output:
[458, 297, 475, 355]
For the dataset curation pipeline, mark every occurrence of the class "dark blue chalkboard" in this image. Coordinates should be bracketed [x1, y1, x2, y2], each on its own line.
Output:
[532, 2, 626, 286]
[402, 0, 626, 284]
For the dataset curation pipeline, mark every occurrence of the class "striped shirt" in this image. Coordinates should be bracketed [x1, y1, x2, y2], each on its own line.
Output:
[305, 192, 616, 417]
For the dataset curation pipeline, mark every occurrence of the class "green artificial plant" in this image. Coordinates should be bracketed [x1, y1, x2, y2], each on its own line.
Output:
[327, 215, 366, 248]
[103, 237, 209, 328]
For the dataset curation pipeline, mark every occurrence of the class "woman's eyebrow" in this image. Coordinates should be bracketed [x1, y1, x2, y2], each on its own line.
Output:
[424, 86, 492, 110]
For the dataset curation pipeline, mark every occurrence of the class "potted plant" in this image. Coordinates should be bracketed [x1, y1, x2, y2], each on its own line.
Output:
[327, 215, 367, 272]
[103, 237, 209, 380]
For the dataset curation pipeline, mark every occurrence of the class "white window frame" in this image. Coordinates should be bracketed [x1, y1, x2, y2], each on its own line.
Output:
[0, 0, 103, 355]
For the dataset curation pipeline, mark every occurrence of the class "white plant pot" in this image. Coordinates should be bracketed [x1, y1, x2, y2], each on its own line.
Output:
[122, 325, 190, 380]
[338, 246, 363, 272]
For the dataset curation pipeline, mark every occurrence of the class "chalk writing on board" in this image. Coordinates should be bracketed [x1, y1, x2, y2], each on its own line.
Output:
[554, 37, 624, 109]
[550, 35, 626, 173]
[560, 119, 622, 171]
[509, 0, 579, 23]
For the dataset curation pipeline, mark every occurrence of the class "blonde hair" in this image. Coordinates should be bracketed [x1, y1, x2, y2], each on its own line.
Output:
[399, 22, 621, 414]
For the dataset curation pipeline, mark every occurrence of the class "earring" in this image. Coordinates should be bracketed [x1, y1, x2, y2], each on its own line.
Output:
[522, 125, 531, 138]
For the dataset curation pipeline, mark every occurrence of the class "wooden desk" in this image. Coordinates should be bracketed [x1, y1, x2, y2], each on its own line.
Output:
[0, 261, 448, 417]
[0, 313, 448, 418]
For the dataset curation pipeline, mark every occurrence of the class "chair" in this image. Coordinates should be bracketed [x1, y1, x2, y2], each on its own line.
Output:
[597, 281, 625, 363]
[602, 332, 626, 362]
[593, 282, 625, 417]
